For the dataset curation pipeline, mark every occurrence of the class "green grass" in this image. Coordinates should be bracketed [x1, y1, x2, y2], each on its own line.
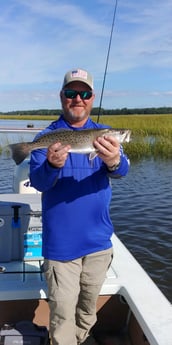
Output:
[93, 114, 172, 136]
[95, 115, 172, 160]
[0, 114, 172, 160]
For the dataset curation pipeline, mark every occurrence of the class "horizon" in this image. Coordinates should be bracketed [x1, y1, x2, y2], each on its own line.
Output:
[1, 105, 172, 115]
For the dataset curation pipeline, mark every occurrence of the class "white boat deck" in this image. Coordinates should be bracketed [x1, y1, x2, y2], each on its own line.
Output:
[0, 235, 172, 345]
[0, 194, 172, 345]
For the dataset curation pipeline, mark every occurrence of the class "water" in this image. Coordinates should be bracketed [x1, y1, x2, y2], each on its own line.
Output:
[0, 119, 49, 146]
[110, 159, 172, 303]
[0, 120, 172, 303]
[0, 119, 48, 129]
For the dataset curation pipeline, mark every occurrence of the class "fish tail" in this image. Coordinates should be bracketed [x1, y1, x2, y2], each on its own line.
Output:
[8, 142, 30, 165]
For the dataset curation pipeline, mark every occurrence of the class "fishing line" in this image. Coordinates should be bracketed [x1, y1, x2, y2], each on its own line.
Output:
[97, 0, 119, 123]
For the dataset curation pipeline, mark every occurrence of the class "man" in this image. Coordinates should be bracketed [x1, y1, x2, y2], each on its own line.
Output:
[30, 68, 129, 345]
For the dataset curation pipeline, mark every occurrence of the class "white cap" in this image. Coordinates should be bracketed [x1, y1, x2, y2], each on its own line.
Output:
[62, 68, 93, 89]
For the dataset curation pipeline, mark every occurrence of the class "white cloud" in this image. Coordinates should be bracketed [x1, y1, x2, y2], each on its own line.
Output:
[18, 0, 108, 36]
[106, 0, 172, 71]
[0, 0, 172, 110]
[0, 0, 110, 86]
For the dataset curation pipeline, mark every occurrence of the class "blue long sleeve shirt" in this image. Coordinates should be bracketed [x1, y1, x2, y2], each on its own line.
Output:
[29, 116, 129, 260]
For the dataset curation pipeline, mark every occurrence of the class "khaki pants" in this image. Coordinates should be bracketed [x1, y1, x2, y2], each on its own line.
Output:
[44, 247, 113, 345]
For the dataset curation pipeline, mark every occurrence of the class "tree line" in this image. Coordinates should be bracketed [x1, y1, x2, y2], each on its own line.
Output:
[0, 106, 172, 116]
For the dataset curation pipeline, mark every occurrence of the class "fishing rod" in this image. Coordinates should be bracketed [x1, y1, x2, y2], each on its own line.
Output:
[97, 0, 119, 123]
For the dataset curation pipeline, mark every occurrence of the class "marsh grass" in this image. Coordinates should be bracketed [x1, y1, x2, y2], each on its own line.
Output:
[151, 136, 172, 159]
[0, 114, 172, 160]
[95, 115, 172, 160]
[123, 141, 152, 160]
[92, 114, 172, 136]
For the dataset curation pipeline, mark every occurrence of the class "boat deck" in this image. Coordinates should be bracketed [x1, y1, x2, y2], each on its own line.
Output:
[0, 193, 172, 345]
[0, 235, 172, 345]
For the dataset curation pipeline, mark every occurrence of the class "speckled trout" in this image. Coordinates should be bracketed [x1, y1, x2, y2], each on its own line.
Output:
[8, 128, 131, 165]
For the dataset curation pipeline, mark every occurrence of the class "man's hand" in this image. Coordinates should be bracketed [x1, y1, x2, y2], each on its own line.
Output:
[47, 142, 71, 168]
[93, 135, 120, 168]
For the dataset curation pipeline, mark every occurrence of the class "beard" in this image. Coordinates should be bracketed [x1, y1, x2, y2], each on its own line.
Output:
[63, 108, 88, 125]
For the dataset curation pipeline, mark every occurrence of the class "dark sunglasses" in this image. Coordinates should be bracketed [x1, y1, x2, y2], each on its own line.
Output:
[63, 89, 93, 100]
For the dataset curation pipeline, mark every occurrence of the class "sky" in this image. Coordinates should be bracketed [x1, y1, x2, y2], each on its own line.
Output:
[0, 0, 172, 112]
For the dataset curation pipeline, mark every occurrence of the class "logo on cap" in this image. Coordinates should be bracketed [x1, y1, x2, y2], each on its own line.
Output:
[71, 69, 88, 80]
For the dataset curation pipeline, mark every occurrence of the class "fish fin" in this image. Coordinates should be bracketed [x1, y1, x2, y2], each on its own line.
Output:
[89, 152, 98, 160]
[8, 142, 30, 165]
